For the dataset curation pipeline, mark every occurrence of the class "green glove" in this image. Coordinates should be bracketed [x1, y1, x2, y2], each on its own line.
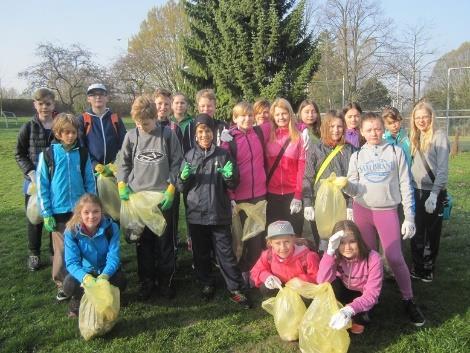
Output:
[180, 162, 193, 181]
[43, 216, 56, 232]
[159, 184, 175, 211]
[118, 181, 131, 200]
[83, 274, 96, 286]
[217, 160, 233, 178]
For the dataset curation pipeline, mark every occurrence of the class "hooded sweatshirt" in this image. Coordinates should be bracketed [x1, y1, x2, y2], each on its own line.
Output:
[250, 244, 320, 287]
[317, 250, 383, 314]
[344, 142, 414, 221]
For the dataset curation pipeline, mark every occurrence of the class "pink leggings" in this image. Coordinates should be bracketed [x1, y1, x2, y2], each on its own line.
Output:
[353, 202, 413, 300]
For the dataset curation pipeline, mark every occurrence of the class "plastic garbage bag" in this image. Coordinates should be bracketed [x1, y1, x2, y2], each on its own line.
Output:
[120, 198, 145, 243]
[131, 191, 166, 236]
[79, 281, 120, 341]
[314, 173, 347, 239]
[286, 279, 350, 353]
[262, 280, 307, 341]
[96, 174, 120, 221]
[26, 184, 42, 225]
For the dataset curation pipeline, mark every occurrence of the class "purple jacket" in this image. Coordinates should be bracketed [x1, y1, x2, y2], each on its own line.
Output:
[317, 250, 383, 314]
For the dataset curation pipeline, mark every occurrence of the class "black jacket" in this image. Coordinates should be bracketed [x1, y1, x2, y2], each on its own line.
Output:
[15, 116, 54, 180]
[177, 143, 239, 225]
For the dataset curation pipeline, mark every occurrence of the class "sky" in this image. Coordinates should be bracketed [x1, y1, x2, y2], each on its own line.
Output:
[0, 0, 469, 93]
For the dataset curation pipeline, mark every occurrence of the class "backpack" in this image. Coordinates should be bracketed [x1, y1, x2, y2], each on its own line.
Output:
[83, 112, 120, 136]
[43, 145, 89, 180]
[228, 125, 265, 163]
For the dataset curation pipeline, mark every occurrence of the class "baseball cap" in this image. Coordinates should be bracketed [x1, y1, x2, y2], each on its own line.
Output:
[266, 220, 295, 239]
[86, 83, 107, 95]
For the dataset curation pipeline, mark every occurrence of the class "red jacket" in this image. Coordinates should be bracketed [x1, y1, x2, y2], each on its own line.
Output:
[266, 128, 305, 199]
[250, 245, 320, 287]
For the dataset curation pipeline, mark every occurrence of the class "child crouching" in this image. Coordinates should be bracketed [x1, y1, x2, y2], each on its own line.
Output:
[250, 220, 320, 297]
[63, 194, 127, 317]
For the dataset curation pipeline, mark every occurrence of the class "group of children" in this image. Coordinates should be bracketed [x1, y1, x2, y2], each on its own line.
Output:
[15, 85, 449, 336]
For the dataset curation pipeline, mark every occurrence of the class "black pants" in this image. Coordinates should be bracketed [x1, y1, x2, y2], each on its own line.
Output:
[136, 208, 176, 287]
[189, 223, 245, 292]
[173, 191, 181, 247]
[331, 278, 369, 323]
[24, 194, 53, 256]
[237, 204, 266, 273]
[266, 193, 303, 235]
[63, 269, 127, 299]
[411, 189, 446, 274]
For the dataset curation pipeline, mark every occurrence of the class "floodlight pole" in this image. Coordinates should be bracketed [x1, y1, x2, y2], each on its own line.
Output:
[446, 66, 470, 135]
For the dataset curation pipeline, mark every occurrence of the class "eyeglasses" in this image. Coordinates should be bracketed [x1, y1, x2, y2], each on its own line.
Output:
[87, 93, 106, 98]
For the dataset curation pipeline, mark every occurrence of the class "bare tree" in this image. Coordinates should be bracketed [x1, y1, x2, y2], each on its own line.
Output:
[19, 43, 104, 112]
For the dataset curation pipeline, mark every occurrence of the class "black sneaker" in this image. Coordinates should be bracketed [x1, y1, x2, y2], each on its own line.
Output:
[27, 255, 40, 271]
[56, 288, 70, 302]
[229, 290, 252, 309]
[201, 285, 215, 301]
[138, 280, 155, 300]
[410, 269, 424, 281]
[68, 297, 80, 318]
[421, 271, 433, 283]
[403, 299, 425, 327]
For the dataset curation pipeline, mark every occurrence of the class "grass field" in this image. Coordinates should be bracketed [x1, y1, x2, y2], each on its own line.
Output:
[0, 119, 469, 353]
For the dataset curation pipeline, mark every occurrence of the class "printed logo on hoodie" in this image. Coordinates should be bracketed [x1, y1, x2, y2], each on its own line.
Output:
[358, 159, 393, 183]
[136, 149, 165, 164]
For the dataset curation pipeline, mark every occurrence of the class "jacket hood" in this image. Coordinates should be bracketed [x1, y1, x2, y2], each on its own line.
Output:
[75, 216, 113, 238]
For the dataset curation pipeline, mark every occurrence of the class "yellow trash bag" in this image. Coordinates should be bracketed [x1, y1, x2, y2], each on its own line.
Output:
[314, 173, 347, 239]
[231, 200, 267, 261]
[96, 175, 120, 221]
[286, 279, 350, 353]
[79, 281, 120, 341]
[26, 184, 42, 225]
[120, 198, 145, 243]
[262, 279, 307, 341]
[131, 191, 166, 236]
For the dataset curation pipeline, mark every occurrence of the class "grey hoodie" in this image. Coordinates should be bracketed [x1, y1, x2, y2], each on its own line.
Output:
[117, 125, 182, 192]
[344, 142, 414, 222]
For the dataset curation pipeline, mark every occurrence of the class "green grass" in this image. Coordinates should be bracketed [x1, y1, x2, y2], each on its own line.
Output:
[1, 121, 469, 353]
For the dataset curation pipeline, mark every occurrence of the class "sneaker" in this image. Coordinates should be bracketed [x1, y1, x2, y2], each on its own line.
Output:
[138, 280, 155, 300]
[421, 271, 433, 283]
[229, 290, 252, 309]
[56, 288, 70, 302]
[201, 285, 215, 301]
[349, 322, 365, 334]
[403, 299, 425, 327]
[410, 269, 424, 281]
[27, 255, 40, 271]
[68, 297, 80, 318]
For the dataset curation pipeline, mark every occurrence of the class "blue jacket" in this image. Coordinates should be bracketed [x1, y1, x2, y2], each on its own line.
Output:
[37, 142, 96, 217]
[78, 108, 127, 167]
[64, 217, 120, 283]
[383, 128, 412, 167]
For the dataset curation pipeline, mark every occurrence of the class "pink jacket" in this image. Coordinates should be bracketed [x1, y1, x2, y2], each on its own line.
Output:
[266, 128, 306, 199]
[250, 245, 320, 287]
[317, 250, 383, 314]
[221, 123, 270, 201]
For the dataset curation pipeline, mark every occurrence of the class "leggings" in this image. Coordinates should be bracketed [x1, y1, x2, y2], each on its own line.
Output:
[353, 202, 413, 300]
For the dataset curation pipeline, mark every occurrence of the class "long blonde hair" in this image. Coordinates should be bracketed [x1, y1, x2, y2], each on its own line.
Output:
[410, 101, 436, 155]
[269, 98, 299, 142]
[66, 193, 103, 231]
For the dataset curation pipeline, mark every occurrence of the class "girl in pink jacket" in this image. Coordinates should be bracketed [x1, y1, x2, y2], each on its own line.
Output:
[317, 220, 383, 334]
[251, 220, 320, 297]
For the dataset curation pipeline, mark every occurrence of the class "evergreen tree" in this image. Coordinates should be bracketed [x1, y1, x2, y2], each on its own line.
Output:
[182, 0, 320, 119]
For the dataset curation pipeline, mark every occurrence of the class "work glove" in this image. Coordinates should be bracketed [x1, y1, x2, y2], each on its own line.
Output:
[220, 128, 233, 142]
[43, 216, 56, 232]
[94, 163, 114, 177]
[329, 306, 355, 330]
[231, 200, 239, 217]
[158, 184, 175, 212]
[327, 230, 345, 256]
[82, 274, 96, 286]
[96, 273, 109, 284]
[301, 128, 310, 150]
[217, 160, 233, 179]
[401, 220, 416, 240]
[346, 208, 354, 221]
[264, 275, 282, 290]
[425, 192, 438, 214]
[118, 181, 131, 200]
[180, 162, 193, 181]
[304, 206, 315, 221]
[290, 198, 302, 215]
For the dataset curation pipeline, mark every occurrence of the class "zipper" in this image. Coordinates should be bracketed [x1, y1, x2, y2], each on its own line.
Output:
[99, 115, 107, 163]
[67, 150, 72, 210]
[245, 133, 255, 199]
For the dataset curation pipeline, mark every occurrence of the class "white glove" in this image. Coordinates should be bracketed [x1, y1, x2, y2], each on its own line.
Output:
[231, 200, 239, 217]
[220, 128, 233, 142]
[329, 306, 355, 330]
[425, 192, 438, 214]
[327, 230, 344, 256]
[401, 220, 416, 240]
[302, 128, 310, 150]
[290, 198, 302, 214]
[304, 206, 315, 221]
[264, 275, 282, 290]
[346, 208, 353, 221]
